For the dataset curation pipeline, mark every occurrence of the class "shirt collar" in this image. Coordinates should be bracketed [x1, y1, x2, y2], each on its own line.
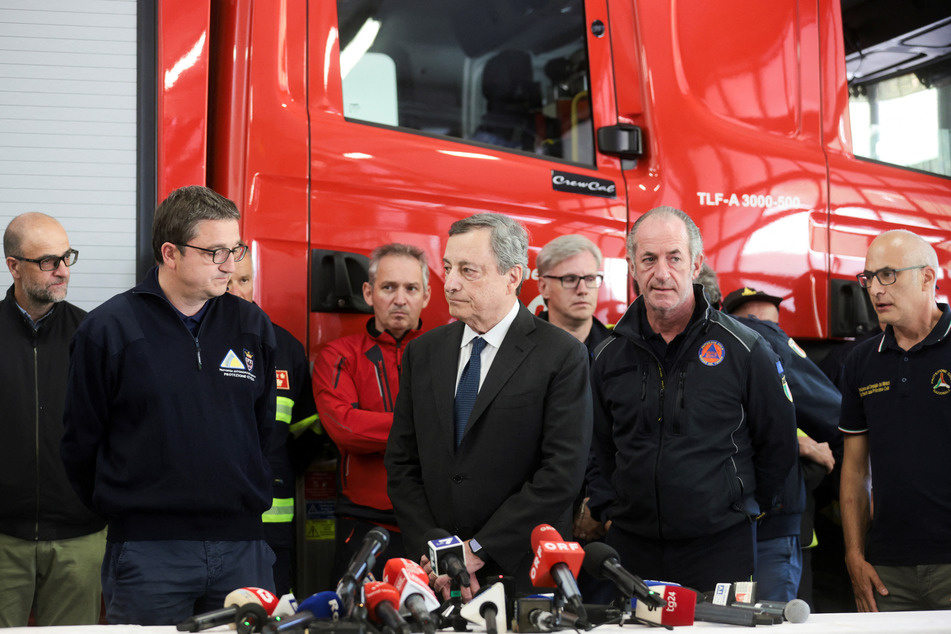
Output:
[879, 303, 951, 353]
[14, 300, 54, 331]
[460, 300, 520, 350]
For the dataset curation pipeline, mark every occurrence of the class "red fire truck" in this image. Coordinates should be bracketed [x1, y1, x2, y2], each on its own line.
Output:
[153, 0, 951, 349]
[150, 0, 951, 592]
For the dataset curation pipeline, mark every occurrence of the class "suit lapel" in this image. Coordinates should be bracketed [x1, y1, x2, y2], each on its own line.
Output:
[462, 304, 536, 438]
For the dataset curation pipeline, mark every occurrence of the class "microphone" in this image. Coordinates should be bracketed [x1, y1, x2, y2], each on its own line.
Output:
[695, 601, 776, 626]
[336, 526, 390, 614]
[299, 590, 344, 620]
[581, 542, 665, 609]
[177, 587, 278, 632]
[529, 524, 586, 622]
[382, 558, 439, 634]
[424, 529, 470, 586]
[730, 598, 810, 623]
[261, 610, 314, 634]
[460, 582, 505, 634]
[631, 584, 696, 627]
[272, 593, 298, 618]
[365, 581, 412, 634]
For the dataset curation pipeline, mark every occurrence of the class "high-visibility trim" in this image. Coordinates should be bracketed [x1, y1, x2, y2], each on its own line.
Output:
[290, 413, 321, 436]
[263, 497, 294, 523]
[276, 396, 295, 424]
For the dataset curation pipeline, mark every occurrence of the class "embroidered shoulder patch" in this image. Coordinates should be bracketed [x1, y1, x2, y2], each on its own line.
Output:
[699, 340, 725, 366]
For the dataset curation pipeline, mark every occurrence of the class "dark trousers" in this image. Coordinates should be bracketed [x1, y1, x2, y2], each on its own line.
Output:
[101, 539, 275, 625]
[331, 517, 407, 584]
[605, 520, 756, 595]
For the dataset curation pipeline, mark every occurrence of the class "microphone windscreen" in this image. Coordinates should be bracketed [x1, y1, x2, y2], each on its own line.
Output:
[299, 591, 343, 620]
[224, 587, 279, 614]
[530, 524, 559, 550]
[580, 541, 618, 579]
[783, 599, 810, 623]
[364, 581, 401, 612]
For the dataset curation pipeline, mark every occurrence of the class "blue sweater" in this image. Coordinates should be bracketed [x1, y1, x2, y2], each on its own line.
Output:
[62, 268, 276, 542]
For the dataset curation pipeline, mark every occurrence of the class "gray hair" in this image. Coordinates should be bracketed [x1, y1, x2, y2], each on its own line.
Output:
[449, 213, 529, 294]
[626, 206, 703, 264]
[536, 234, 603, 276]
[368, 243, 429, 286]
[696, 263, 721, 307]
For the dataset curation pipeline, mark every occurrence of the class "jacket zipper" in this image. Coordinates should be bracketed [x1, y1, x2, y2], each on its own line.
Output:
[32, 335, 40, 541]
[673, 370, 686, 434]
[654, 363, 665, 540]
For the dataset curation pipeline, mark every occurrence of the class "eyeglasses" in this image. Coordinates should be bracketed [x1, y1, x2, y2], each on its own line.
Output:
[856, 265, 925, 288]
[178, 243, 248, 264]
[12, 249, 79, 271]
[542, 273, 604, 289]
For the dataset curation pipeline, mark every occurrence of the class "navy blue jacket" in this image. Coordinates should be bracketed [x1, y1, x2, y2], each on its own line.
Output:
[734, 316, 842, 541]
[591, 286, 797, 540]
[62, 268, 276, 542]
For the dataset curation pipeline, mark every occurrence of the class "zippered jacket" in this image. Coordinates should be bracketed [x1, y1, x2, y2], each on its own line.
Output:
[590, 285, 797, 540]
[313, 318, 422, 526]
[61, 267, 276, 542]
[0, 285, 105, 541]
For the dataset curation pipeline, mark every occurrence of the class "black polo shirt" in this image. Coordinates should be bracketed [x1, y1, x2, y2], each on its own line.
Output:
[838, 303, 951, 566]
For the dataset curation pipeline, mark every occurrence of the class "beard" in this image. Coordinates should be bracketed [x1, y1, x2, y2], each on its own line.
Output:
[23, 276, 68, 305]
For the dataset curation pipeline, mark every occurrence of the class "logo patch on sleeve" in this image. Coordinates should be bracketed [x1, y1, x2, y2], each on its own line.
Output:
[699, 340, 725, 366]
[782, 376, 793, 402]
[276, 369, 290, 390]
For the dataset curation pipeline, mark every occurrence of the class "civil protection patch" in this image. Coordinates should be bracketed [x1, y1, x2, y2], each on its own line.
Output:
[698, 340, 725, 366]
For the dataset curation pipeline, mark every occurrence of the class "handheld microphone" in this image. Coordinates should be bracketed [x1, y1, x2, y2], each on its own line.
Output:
[365, 581, 412, 634]
[460, 582, 505, 634]
[520, 603, 594, 633]
[382, 558, 439, 634]
[177, 587, 279, 632]
[581, 542, 665, 609]
[529, 524, 586, 623]
[631, 584, 696, 627]
[261, 610, 314, 634]
[424, 529, 470, 586]
[730, 598, 810, 623]
[299, 590, 344, 620]
[336, 526, 390, 615]
[271, 593, 298, 618]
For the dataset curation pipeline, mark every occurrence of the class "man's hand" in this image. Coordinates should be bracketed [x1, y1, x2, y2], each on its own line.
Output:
[845, 551, 887, 612]
[421, 542, 485, 602]
[798, 435, 835, 474]
[573, 498, 607, 541]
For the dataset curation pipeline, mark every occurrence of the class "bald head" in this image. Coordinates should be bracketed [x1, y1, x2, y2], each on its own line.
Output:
[4, 212, 66, 258]
[4, 212, 74, 320]
[867, 230, 939, 294]
[863, 229, 942, 339]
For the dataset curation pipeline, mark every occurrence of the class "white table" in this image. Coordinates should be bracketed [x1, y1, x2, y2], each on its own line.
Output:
[4, 610, 949, 633]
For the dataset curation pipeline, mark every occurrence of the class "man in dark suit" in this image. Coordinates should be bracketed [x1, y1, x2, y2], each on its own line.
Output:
[385, 213, 592, 598]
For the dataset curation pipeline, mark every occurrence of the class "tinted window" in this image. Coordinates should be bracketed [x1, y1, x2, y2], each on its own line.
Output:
[843, 5, 951, 178]
[337, 0, 595, 164]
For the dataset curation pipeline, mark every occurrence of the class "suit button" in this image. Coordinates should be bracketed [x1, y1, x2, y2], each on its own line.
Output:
[451, 474, 463, 484]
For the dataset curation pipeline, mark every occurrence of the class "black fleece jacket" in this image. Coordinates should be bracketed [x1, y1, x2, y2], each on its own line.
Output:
[61, 268, 276, 542]
[0, 285, 105, 540]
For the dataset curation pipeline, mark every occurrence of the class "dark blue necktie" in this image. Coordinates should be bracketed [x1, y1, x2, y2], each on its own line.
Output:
[454, 337, 486, 447]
